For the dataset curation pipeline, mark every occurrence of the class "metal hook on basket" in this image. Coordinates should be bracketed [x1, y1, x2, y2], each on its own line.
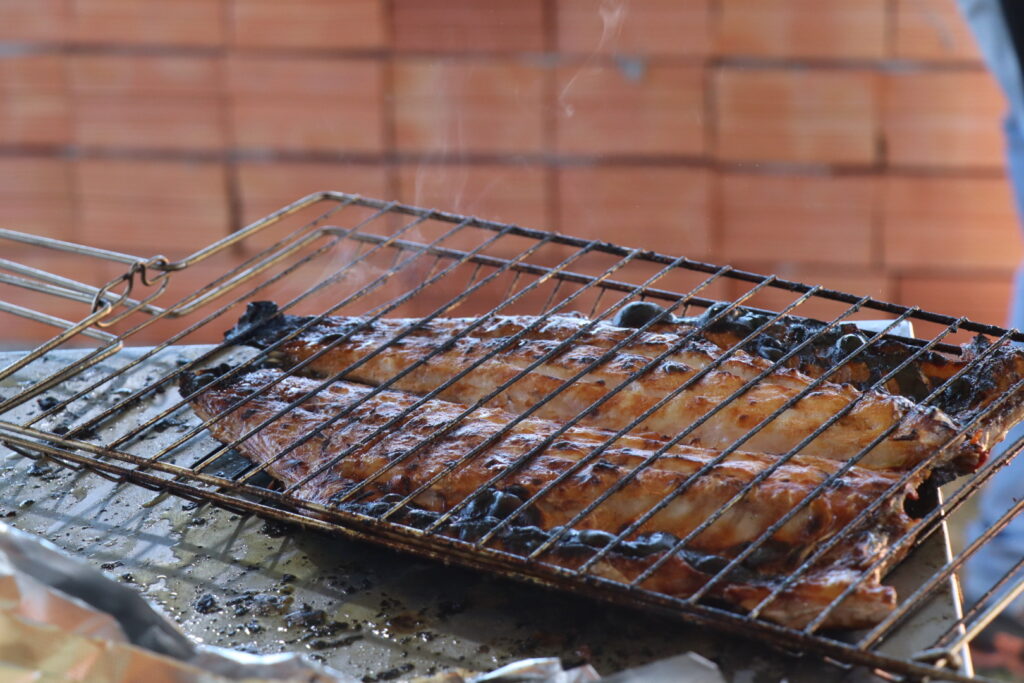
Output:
[91, 269, 136, 314]
[139, 255, 172, 287]
[90, 256, 173, 323]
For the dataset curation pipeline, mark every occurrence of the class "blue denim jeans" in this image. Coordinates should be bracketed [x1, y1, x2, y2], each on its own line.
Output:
[959, 0, 1024, 613]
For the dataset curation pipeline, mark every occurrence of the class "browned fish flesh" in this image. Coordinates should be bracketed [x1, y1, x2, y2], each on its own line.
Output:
[658, 302, 1024, 455]
[183, 367, 929, 630]
[226, 303, 982, 476]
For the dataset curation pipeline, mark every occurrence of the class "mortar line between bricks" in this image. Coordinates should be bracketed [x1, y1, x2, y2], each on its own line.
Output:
[543, 0, 560, 232]
[380, 0, 400, 209]
[0, 147, 1008, 180]
[57, 32, 80, 246]
[0, 40, 990, 73]
[220, 0, 241, 238]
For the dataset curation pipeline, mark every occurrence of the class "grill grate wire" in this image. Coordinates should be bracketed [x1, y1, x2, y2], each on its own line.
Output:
[1, 191, 1023, 681]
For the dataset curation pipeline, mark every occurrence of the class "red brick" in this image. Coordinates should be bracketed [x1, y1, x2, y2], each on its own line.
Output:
[717, 0, 886, 60]
[557, 166, 711, 259]
[394, 0, 545, 53]
[0, 55, 66, 90]
[0, 158, 70, 196]
[894, 0, 981, 63]
[76, 159, 224, 201]
[228, 57, 384, 153]
[0, 158, 73, 240]
[70, 55, 222, 95]
[557, 0, 711, 57]
[231, 0, 384, 50]
[0, 55, 70, 146]
[70, 55, 224, 151]
[726, 264, 893, 322]
[0, 198, 74, 241]
[882, 176, 1021, 270]
[719, 173, 876, 267]
[556, 64, 704, 157]
[0, 94, 71, 146]
[236, 161, 390, 226]
[76, 98, 225, 151]
[715, 68, 878, 165]
[75, 160, 230, 255]
[898, 274, 1013, 328]
[227, 56, 378, 95]
[0, 0, 70, 42]
[398, 164, 548, 229]
[394, 60, 545, 155]
[882, 71, 1003, 169]
[71, 0, 226, 47]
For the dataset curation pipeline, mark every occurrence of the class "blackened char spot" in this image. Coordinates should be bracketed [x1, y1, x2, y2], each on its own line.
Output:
[224, 301, 319, 350]
[178, 364, 233, 397]
[613, 301, 675, 328]
[904, 476, 940, 519]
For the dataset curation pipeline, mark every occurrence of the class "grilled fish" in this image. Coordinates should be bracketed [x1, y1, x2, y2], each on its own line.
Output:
[227, 303, 982, 476]
[653, 302, 1024, 454]
[184, 367, 927, 629]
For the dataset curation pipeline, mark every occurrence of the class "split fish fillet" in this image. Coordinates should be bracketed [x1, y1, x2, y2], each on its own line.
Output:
[227, 303, 982, 476]
[676, 304, 1024, 453]
[183, 367, 929, 629]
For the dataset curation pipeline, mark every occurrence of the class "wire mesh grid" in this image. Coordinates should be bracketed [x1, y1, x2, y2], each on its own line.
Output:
[2, 191, 1024, 681]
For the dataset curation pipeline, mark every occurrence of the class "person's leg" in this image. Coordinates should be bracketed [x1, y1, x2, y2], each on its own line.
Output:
[1006, 113, 1024, 333]
[959, 0, 1024, 618]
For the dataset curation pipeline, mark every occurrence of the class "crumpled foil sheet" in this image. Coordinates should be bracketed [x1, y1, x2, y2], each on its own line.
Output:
[1, 522, 723, 682]
[0, 521, 350, 682]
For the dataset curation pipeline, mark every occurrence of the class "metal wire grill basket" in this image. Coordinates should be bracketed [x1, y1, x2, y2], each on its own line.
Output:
[2, 191, 1024, 682]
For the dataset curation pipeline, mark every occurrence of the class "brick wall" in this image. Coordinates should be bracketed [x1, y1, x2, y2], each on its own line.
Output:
[0, 0, 1017, 345]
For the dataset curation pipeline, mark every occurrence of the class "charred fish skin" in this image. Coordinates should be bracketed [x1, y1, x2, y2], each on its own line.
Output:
[614, 300, 961, 401]
[227, 301, 1022, 426]
[224, 303, 980, 475]
[183, 367, 920, 629]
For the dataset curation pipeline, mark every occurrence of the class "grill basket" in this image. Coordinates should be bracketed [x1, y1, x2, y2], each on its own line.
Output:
[2, 192, 1023, 682]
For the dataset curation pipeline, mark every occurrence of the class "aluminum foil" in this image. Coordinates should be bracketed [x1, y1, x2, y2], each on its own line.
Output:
[0, 520, 351, 682]
[0, 522, 619, 682]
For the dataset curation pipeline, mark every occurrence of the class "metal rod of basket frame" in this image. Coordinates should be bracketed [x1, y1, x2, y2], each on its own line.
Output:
[932, 554, 1024, 659]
